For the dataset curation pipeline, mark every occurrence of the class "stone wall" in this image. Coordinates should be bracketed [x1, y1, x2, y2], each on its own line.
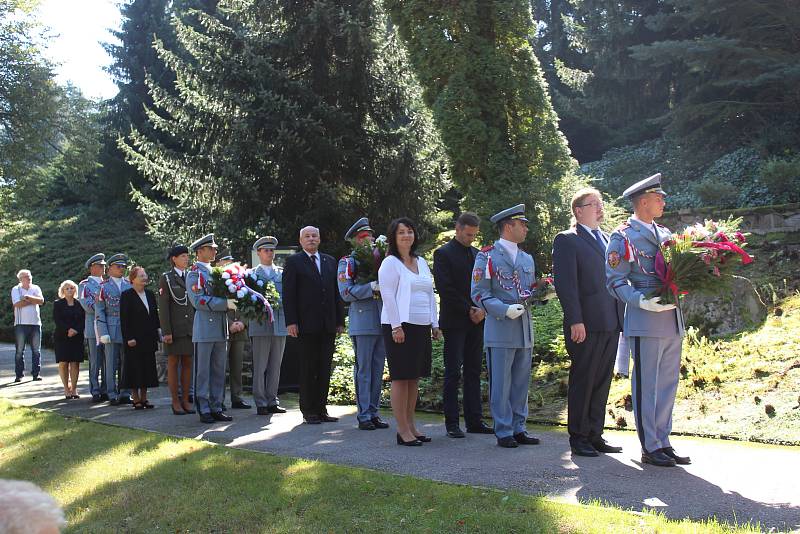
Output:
[660, 203, 800, 236]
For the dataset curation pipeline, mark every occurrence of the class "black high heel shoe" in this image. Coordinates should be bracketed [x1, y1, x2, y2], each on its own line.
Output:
[396, 433, 422, 446]
[172, 406, 187, 415]
[414, 434, 432, 443]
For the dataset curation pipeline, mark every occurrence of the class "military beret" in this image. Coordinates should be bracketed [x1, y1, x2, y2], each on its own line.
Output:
[622, 173, 667, 199]
[167, 244, 189, 260]
[189, 233, 219, 252]
[252, 236, 278, 251]
[84, 253, 106, 269]
[107, 253, 129, 266]
[344, 217, 373, 241]
[489, 204, 528, 224]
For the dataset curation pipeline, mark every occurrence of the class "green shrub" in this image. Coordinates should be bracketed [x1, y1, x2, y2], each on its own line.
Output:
[759, 155, 800, 202]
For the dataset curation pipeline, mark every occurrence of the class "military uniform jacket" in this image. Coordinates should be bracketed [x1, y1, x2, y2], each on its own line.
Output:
[78, 276, 103, 339]
[337, 255, 382, 336]
[247, 264, 287, 337]
[605, 217, 686, 338]
[95, 278, 132, 343]
[470, 241, 536, 349]
[186, 263, 229, 343]
[158, 269, 195, 339]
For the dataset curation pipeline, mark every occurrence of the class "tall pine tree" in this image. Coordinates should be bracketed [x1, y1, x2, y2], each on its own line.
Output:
[121, 0, 445, 255]
[385, 0, 577, 260]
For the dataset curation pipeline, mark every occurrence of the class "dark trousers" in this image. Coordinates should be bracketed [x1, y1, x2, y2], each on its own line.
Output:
[297, 333, 336, 417]
[442, 326, 484, 428]
[565, 329, 618, 444]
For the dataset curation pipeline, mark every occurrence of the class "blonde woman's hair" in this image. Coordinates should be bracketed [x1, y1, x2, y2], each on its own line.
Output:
[570, 187, 602, 227]
[58, 280, 79, 299]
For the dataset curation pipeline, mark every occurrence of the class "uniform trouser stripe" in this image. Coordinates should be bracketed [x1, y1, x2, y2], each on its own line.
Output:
[632, 336, 646, 451]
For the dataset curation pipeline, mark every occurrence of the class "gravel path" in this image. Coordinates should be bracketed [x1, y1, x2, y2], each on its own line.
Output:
[1, 343, 797, 531]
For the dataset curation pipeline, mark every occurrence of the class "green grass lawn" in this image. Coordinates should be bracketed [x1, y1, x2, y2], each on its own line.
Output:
[0, 401, 759, 533]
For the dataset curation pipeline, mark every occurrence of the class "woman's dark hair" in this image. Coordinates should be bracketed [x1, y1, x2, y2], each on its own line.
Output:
[386, 217, 418, 259]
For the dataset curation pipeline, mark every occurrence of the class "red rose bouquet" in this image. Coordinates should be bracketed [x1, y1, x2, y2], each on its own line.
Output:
[654, 218, 753, 305]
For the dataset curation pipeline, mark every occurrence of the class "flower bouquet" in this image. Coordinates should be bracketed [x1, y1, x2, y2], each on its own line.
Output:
[240, 268, 281, 323]
[530, 275, 557, 302]
[350, 234, 388, 285]
[652, 218, 753, 305]
[209, 263, 279, 322]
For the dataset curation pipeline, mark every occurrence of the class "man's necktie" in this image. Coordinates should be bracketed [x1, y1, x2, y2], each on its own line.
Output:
[592, 229, 605, 252]
[312, 254, 320, 274]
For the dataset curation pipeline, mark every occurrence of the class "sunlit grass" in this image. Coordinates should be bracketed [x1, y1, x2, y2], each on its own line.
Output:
[0, 401, 760, 533]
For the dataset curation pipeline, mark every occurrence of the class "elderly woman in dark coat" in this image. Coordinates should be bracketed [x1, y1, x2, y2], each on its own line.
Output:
[120, 266, 160, 409]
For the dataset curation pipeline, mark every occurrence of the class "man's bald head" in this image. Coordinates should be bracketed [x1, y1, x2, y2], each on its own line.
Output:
[299, 226, 321, 254]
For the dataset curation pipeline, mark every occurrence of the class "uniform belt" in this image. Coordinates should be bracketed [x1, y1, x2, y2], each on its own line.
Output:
[632, 282, 661, 290]
[499, 298, 526, 305]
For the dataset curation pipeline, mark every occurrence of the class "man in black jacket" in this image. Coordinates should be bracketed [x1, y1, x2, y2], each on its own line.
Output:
[283, 225, 345, 424]
[552, 188, 625, 456]
[433, 213, 494, 438]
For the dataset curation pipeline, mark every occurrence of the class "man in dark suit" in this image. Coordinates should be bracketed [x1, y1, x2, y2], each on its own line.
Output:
[283, 225, 345, 424]
[433, 212, 494, 438]
[553, 188, 625, 457]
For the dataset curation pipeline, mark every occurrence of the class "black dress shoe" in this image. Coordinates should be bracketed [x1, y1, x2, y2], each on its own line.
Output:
[109, 398, 120, 406]
[370, 417, 389, 429]
[513, 432, 540, 445]
[119, 396, 133, 405]
[188, 394, 194, 403]
[320, 414, 339, 422]
[396, 433, 422, 446]
[14, 377, 22, 383]
[199, 412, 215, 424]
[358, 420, 376, 430]
[172, 407, 187, 415]
[591, 439, 623, 453]
[414, 434, 432, 442]
[497, 436, 519, 448]
[32, 376, 42, 381]
[91, 395, 102, 403]
[267, 405, 287, 414]
[256, 406, 270, 415]
[100, 394, 110, 401]
[571, 441, 599, 457]
[642, 450, 677, 467]
[446, 426, 466, 438]
[231, 400, 252, 409]
[211, 412, 233, 422]
[466, 421, 494, 434]
[660, 447, 691, 465]
[304, 415, 322, 424]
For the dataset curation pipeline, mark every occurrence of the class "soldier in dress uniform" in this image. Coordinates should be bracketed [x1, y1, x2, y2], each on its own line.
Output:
[186, 234, 235, 423]
[95, 253, 132, 405]
[78, 253, 107, 402]
[249, 236, 289, 415]
[337, 218, 389, 431]
[471, 205, 540, 448]
[158, 244, 195, 415]
[216, 253, 251, 410]
[605, 173, 690, 467]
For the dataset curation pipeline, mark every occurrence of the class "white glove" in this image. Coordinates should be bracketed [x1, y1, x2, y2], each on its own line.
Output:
[639, 295, 676, 312]
[100, 335, 111, 345]
[227, 299, 238, 311]
[505, 304, 525, 320]
[370, 281, 379, 292]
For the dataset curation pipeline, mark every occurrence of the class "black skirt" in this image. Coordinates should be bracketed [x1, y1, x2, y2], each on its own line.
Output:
[120, 346, 159, 389]
[382, 323, 432, 380]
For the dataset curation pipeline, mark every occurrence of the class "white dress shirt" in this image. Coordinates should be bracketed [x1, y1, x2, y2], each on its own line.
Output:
[498, 238, 519, 263]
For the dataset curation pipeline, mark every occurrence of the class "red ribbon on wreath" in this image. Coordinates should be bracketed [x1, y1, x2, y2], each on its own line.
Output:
[692, 240, 753, 265]
[654, 250, 680, 298]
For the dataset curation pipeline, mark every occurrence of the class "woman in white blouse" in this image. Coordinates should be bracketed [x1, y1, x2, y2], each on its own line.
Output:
[378, 218, 442, 446]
